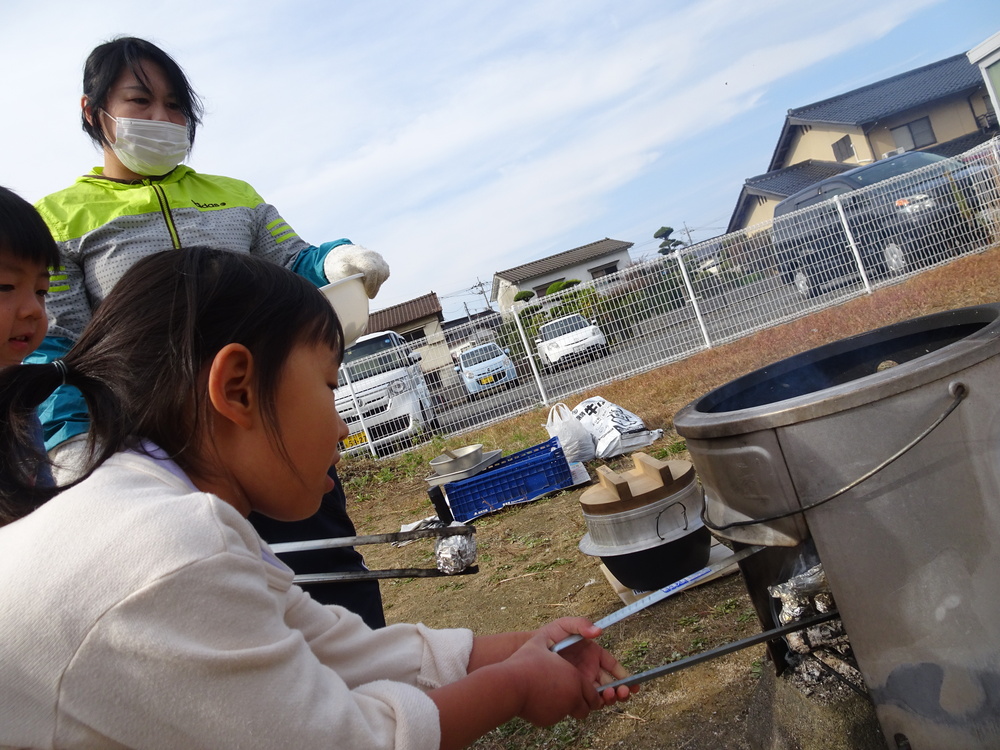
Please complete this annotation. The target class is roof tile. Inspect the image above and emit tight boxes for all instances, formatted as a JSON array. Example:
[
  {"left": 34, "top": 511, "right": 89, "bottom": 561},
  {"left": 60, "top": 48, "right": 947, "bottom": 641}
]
[
  {"left": 787, "top": 54, "right": 982, "bottom": 128},
  {"left": 494, "top": 238, "right": 634, "bottom": 284},
  {"left": 744, "top": 160, "right": 854, "bottom": 198},
  {"left": 368, "top": 292, "right": 442, "bottom": 332}
]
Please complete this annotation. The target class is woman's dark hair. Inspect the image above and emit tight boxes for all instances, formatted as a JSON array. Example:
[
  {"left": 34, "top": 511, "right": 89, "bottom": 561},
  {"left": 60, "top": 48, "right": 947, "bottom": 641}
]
[
  {"left": 0, "top": 247, "right": 344, "bottom": 524},
  {"left": 82, "top": 36, "right": 204, "bottom": 148},
  {"left": 0, "top": 186, "right": 60, "bottom": 268}
]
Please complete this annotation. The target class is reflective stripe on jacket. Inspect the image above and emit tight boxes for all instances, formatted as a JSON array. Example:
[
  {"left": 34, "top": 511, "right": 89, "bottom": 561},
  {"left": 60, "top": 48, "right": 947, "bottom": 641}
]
[{"left": 29, "top": 165, "right": 349, "bottom": 449}]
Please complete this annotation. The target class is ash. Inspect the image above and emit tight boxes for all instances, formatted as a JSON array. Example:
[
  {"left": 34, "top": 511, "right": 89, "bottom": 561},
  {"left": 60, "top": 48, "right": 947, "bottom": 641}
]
[{"left": 770, "top": 565, "right": 868, "bottom": 703}]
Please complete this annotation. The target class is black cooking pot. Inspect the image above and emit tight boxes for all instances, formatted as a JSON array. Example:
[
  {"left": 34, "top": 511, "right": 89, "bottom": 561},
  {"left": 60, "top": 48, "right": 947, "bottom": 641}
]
[{"left": 594, "top": 523, "right": 711, "bottom": 592}]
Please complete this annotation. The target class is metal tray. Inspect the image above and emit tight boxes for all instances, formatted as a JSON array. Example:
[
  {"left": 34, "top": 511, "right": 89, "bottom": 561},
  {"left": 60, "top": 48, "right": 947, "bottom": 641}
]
[{"left": 425, "top": 449, "right": 503, "bottom": 487}]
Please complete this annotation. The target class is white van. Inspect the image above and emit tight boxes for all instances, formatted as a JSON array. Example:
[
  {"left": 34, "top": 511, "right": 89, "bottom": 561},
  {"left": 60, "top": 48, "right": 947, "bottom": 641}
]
[{"left": 335, "top": 330, "right": 439, "bottom": 456}]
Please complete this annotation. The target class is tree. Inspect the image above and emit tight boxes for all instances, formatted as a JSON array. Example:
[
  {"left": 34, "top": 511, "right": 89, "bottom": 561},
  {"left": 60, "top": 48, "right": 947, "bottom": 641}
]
[
  {"left": 654, "top": 226, "right": 685, "bottom": 254},
  {"left": 544, "top": 279, "right": 580, "bottom": 295}
]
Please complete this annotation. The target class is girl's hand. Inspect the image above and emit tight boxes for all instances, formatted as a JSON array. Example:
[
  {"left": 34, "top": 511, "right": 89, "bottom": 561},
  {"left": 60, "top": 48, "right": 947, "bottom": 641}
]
[
  {"left": 503, "top": 618, "right": 636, "bottom": 727},
  {"left": 535, "top": 617, "right": 638, "bottom": 705},
  {"left": 432, "top": 619, "right": 636, "bottom": 749}
]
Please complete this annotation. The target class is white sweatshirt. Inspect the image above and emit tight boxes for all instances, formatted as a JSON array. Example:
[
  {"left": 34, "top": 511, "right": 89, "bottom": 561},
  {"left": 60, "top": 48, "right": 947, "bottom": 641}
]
[{"left": 0, "top": 452, "right": 473, "bottom": 750}]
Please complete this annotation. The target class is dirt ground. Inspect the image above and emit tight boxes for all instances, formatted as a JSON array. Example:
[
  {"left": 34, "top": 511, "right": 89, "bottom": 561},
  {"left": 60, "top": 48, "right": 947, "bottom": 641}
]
[
  {"left": 342, "top": 246, "right": 1000, "bottom": 749},
  {"left": 357, "top": 450, "right": 765, "bottom": 750}
]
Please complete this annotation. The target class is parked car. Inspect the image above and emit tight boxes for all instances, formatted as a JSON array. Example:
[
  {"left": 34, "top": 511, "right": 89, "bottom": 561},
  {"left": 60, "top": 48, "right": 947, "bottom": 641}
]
[
  {"left": 772, "top": 151, "right": 988, "bottom": 299},
  {"left": 335, "top": 330, "right": 439, "bottom": 455},
  {"left": 534, "top": 313, "right": 609, "bottom": 371},
  {"left": 455, "top": 342, "right": 518, "bottom": 399}
]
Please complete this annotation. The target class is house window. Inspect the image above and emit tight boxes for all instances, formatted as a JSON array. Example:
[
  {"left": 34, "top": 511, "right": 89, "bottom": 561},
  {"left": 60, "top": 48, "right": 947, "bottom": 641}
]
[
  {"left": 589, "top": 262, "right": 619, "bottom": 279},
  {"left": 978, "top": 94, "right": 997, "bottom": 131},
  {"left": 891, "top": 117, "right": 936, "bottom": 150},
  {"left": 533, "top": 278, "right": 563, "bottom": 298},
  {"left": 832, "top": 134, "right": 853, "bottom": 162},
  {"left": 400, "top": 328, "right": 425, "bottom": 345}
]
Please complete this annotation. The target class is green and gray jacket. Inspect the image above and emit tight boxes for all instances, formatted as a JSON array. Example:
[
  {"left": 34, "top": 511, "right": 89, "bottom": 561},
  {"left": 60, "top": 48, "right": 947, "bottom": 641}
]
[{"left": 29, "top": 165, "right": 350, "bottom": 449}]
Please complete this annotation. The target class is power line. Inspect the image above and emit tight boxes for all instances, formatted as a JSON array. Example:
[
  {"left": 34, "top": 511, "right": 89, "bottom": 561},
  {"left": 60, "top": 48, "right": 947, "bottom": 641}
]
[{"left": 439, "top": 287, "right": 482, "bottom": 299}]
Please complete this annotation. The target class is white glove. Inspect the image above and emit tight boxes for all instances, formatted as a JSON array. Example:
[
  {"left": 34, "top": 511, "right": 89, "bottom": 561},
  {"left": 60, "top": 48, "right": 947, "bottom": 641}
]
[
  {"left": 48, "top": 432, "right": 91, "bottom": 485},
  {"left": 323, "top": 244, "right": 390, "bottom": 299}
]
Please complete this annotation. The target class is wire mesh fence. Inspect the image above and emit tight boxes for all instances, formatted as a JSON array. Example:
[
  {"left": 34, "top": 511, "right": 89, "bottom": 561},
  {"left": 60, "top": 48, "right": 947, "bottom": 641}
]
[{"left": 339, "top": 137, "right": 1000, "bottom": 458}]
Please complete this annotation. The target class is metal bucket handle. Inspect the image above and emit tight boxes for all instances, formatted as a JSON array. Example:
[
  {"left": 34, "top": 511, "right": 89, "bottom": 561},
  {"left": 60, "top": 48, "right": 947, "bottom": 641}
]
[
  {"left": 656, "top": 500, "right": 689, "bottom": 540},
  {"left": 701, "top": 380, "right": 968, "bottom": 533}
]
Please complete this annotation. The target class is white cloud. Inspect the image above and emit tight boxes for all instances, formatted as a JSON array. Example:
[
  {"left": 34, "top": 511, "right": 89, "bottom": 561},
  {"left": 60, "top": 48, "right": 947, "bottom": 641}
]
[{"left": 3, "top": 0, "right": 993, "bottom": 319}]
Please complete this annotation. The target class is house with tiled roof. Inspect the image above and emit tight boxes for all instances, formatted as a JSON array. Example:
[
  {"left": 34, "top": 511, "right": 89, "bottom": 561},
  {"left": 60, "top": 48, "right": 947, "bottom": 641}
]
[
  {"left": 368, "top": 292, "right": 442, "bottom": 338},
  {"left": 491, "top": 237, "right": 633, "bottom": 312},
  {"left": 366, "top": 292, "right": 455, "bottom": 392},
  {"left": 728, "top": 53, "right": 998, "bottom": 232}
]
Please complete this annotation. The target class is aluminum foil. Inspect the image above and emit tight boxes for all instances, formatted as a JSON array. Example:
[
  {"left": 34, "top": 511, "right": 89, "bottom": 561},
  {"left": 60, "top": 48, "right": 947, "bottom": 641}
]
[
  {"left": 435, "top": 526, "right": 477, "bottom": 574},
  {"left": 768, "top": 563, "right": 828, "bottom": 625}
]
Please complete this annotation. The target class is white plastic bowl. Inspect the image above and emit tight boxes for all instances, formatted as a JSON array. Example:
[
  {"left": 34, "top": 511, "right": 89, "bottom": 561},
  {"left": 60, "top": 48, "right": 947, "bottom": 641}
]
[{"left": 319, "top": 273, "right": 369, "bottom": 346}]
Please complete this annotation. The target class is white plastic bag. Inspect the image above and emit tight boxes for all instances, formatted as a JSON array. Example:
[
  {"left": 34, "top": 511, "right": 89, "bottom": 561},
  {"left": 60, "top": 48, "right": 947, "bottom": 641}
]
[
  {"left": 572, "top": 397, "right": 664, "bottom": 458},
  {"left": 545, "top": 402, "right": 596, "bottom": 463}
]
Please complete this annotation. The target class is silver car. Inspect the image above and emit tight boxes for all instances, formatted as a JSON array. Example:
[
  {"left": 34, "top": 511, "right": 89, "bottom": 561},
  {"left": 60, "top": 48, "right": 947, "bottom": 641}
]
[{"left": 455, "top": 342, "right": 518, "bottom": 400}]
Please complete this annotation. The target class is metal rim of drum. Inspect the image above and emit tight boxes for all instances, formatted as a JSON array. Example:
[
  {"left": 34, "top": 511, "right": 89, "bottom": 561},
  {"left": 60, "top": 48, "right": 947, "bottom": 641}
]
[{"left": 674, "top": 304, "right": 1000, "bottom": 438}]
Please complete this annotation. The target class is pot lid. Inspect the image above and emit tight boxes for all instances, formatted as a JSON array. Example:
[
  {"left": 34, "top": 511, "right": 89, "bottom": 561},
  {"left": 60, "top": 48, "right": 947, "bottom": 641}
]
[{"left": 580, "top": 453, "right": 695, "bottom": 515}]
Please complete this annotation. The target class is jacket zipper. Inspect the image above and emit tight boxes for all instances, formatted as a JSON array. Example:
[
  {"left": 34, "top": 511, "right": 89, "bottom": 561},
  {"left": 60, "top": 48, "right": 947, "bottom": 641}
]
[{"left": 147, "top": 180, "right": 182, "bottom": 249}]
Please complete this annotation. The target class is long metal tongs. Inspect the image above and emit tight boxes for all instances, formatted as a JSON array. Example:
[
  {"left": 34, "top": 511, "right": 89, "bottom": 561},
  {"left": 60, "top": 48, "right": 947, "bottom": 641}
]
[
  {"left": 270, "top": 525, "right": 478, "bottom": 583},
  {"left": 551, "top": 545, "right": 764, "bottom": 653},
  {"left": 600, "top": 609, "right": 840, "bottom": 691}
]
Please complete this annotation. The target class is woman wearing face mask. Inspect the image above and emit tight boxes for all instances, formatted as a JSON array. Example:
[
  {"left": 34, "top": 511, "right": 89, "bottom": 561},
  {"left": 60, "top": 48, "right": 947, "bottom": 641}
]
[{"left": 28, "top": 36, "right": 390, "bottom": 628}]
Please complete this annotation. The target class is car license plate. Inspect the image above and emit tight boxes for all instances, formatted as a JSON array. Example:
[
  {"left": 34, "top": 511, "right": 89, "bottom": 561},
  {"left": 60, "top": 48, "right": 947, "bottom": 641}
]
[
  {"left": 343, "top": 432, "right": 368, "bottom": 449},
  {"left": 479, "top": 375, "right": 494, "bottom": 385}
]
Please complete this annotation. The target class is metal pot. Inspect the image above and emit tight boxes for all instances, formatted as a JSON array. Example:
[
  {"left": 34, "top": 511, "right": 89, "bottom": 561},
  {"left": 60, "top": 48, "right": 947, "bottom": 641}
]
[{"left": 578, "top": 454, "right": 711, "bottom": 591}]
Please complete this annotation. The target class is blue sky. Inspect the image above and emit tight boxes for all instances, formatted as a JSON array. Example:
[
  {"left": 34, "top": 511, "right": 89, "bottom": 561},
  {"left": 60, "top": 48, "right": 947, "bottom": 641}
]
[{"left": 3, "top": 0, "right": 999, "bottom": 320}]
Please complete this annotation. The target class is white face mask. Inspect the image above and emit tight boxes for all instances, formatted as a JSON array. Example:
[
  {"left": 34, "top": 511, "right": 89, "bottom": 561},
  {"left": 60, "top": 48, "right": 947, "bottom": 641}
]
[{"left": 103, "top": 111, "right": 190, "bottom": 176}]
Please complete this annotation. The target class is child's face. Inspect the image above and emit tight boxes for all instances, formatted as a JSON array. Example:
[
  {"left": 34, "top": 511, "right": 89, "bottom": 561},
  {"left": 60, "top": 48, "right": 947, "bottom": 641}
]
[
  {"left": 0, "top": 251, "right": 49, "bottom": 368},
  {"left": 245, "top": 341, "right": 350, "bottom": 521}
]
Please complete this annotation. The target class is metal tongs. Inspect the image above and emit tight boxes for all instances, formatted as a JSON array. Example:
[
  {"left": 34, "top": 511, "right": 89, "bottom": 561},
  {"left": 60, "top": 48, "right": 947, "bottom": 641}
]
[
  {"left": 549, "top": 545, "right": 842, "bottom": 692},
  {"left": 270, "top": 525, "right": 478, "bottom": 582},
  {"left": 551, "top": 545, "right": 764, "bottom": 653}
]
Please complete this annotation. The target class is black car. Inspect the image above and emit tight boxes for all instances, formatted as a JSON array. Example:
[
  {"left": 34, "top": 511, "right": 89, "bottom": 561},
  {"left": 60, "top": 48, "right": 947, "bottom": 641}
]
[{"left": 771, "top": 151, "right": 987, "bottom": 298}]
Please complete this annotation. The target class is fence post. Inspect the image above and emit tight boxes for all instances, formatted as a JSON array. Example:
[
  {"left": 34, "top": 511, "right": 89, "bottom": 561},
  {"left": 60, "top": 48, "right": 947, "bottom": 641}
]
[
  {"left": 511, "top": 304, "right": 549, "bottom": 405},
  {"left": 833, "top": 194, "right": 874, "bottom": 294},
  {"left": 991, "top": 139, "right": 1000, "bottom": 207},
  {"left": 674, "top": 251, "right": 712, "bottom": 348}
]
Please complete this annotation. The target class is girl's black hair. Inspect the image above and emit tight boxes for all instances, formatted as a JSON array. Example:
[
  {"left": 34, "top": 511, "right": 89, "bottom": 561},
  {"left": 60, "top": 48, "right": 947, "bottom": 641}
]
[
  {"left": 82, "top": 36, "right": 204, "bottom": 148},
  {"left": 0, "top": 186, "right": 60, "bottom": 268},
  {"left": 0, "top": 247, "right": 344, "bottom": 524}
]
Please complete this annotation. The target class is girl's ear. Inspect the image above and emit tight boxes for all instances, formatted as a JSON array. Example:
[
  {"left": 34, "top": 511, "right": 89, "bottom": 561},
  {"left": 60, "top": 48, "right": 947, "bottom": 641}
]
[{"left": 207, "top": 343, "right": 256, "bottom": 430}]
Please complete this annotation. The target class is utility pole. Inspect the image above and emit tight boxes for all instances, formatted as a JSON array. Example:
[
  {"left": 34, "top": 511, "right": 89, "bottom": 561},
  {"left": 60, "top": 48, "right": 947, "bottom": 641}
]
[
  {"left": 682, "top": 222, "right": 694, "bottom": 245},
  {"left": 464, "top": 302, "right": 479, "bottom": 343},
  {"left": 473, "top": 278, "right": 493, "bottom": 311}
]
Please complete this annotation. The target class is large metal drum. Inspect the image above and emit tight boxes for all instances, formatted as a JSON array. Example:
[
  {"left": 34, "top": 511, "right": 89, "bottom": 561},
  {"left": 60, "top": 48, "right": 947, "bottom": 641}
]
[{"left": 673, "top": 304, "right": 1000, "bottom": 749}]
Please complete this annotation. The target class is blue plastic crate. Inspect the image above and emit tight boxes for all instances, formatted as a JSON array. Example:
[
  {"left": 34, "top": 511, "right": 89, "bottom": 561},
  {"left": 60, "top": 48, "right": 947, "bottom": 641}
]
[{"left": 443, "top": 437, "right": 573, "bottom": 522}]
